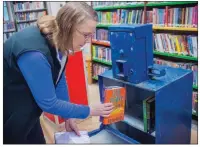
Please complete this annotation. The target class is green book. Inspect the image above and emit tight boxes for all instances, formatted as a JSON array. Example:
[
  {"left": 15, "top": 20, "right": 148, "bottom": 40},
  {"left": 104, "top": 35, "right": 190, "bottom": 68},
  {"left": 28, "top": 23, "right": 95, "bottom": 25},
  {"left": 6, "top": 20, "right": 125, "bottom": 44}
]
[
  {"left": 143, "top": 96, "right": 154, "bottom": 132},
  {"left": 147, "top": 97, "right": 155, "bottom": 133}
]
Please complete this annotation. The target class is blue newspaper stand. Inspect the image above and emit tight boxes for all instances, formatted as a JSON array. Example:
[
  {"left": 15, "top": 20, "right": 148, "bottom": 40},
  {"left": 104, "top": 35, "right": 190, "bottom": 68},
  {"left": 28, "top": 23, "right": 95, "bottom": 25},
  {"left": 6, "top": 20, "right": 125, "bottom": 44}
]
[{"left": 88, "top": 24, "right": 193, "bottom": 144}]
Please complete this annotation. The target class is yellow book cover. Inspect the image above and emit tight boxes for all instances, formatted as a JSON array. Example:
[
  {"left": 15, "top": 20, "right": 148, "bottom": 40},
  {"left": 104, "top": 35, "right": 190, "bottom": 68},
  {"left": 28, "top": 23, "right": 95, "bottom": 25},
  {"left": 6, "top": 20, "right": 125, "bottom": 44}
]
[
  {"left": 92, "top": 46, "right": 96, "bottom": 58},
  {"left": 103, "top": 86, "right": 126, "bottom": 125},
  {"left": 175, "top": 36, "right": 181, "bottom": 54}
]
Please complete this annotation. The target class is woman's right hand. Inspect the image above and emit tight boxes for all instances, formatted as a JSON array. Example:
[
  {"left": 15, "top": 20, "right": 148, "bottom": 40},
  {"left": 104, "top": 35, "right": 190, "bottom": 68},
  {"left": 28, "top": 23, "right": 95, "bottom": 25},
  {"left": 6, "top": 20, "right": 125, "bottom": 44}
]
[{"left": 89, "top": 103, "right": 114, "bottom": 117}]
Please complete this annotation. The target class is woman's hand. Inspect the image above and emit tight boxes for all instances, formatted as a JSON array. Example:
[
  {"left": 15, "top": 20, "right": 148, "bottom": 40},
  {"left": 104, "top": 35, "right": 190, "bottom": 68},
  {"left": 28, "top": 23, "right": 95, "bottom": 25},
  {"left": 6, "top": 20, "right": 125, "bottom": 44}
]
[
  {"left": 65, "top": 119, "right": 80, "bottom": 136},
  {"left": 89, "top": 103, "right": 114, "bottom": 117}
]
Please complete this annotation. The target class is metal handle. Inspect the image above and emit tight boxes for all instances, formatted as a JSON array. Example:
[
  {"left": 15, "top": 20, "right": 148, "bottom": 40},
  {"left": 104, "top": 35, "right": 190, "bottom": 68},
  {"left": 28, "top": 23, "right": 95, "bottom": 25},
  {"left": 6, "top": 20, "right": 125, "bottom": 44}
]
[{"left": 148, "top": 66, "right": 166, "bottom": 77}]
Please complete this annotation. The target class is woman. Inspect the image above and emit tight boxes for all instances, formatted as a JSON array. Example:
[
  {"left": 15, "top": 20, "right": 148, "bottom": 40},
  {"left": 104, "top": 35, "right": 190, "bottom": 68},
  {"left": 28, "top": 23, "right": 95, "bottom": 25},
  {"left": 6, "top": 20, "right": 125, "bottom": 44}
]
[{"left": 3, "top": 2, "right": 113, "bottom": 144}]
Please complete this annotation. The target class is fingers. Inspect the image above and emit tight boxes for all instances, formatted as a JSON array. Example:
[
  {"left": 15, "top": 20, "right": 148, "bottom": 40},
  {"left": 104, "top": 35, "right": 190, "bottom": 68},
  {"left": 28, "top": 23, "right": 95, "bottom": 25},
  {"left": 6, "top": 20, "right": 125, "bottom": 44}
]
[
  {"left": 103, "top": 109, "right": 113, "bottom": 116},
  {"left": 70, "top": 120, "right": 81, "bottom": 136},
  {"left": 104, "top": 105, "right": 114, "bottom": 111},
  {"left": 65, "top": 121, "right": 73, "bottom": 132},
  {"left": 72, "top": 124, "right": 81, "bottom": 136},
  {"left": 104, "top": 103, "right": 113, "bottom": 107}
]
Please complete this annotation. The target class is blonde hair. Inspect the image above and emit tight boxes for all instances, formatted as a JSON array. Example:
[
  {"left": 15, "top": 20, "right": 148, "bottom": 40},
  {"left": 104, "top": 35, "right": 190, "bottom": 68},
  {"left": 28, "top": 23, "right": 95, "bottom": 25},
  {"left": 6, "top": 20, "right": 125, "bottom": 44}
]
[{"left": 37, "top": 2, "right": 97, "bottom": 54}]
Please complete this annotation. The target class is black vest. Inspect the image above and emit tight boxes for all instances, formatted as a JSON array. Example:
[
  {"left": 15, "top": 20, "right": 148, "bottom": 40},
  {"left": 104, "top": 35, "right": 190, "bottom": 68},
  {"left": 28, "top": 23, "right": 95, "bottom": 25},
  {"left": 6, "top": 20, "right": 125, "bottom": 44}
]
[{"left": 3, "top": 26, "right": 67, "bottom": 142}]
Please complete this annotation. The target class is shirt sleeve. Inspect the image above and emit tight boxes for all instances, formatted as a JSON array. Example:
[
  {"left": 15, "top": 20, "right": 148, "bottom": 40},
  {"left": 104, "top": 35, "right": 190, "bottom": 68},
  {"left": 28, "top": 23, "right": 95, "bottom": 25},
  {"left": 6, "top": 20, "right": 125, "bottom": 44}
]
[
  {"left": 17, "top": 51, "right": 90, "bottom": 119},
  {"left": 55, "top": 71, "right": 70, "bottom": 102}
]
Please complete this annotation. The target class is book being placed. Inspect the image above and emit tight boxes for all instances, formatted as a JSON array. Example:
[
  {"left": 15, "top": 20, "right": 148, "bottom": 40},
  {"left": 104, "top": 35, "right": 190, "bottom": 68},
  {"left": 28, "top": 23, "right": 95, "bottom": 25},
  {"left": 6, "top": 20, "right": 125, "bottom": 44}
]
[
  {"left": 103, "top": 86, "right": 126, "bottom": 125},
  {"left": 54, "top": 131, "right": 90, "bottom": 144}
]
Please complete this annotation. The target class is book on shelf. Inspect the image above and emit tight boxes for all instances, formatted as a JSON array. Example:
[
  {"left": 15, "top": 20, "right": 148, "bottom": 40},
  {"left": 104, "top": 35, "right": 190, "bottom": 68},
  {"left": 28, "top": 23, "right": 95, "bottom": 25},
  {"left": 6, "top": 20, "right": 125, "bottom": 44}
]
[
  {"left": 146, "top": 6, "right": 198, "bottom": 28},
  {"left": 93, "top": 29, "right": 109, "bottom": 42},
  {"left": 16, "top": 11, "right": 46, "bottom": 21},
  {"left": 154, "top": 33, "right": 197, "bottom": 58},
  {"left": 93, "top": 1, "right": 144, "bottom": 7},
  {"left": 17, "top": 21, "right": 37, "bottom": 31},
  {"left": 93, "top": 63, "right": 111, "bottom": 78},
  {"left": 192, "top": 91, "right": 198, "bottom": 115},
  {"left": 97, "top": 9, "right": 144, "bottom": 24},
  {"left": 14, "top": 1, "right": 45, "bottom": 11},
  {"left": 103, "top": 86, "right": 126, "bottom": 125},
  {"left": 4, "top": 21, "right": 15, "bottom": 32},
  {"left": 154, "top": 58, "right": 198, "bottom": 87},
  {"left": 143, "top": 96, "right": 155, "bottom": 133},
  {"left": 92, "top": 45, "right": 111, "bottom": 62}
]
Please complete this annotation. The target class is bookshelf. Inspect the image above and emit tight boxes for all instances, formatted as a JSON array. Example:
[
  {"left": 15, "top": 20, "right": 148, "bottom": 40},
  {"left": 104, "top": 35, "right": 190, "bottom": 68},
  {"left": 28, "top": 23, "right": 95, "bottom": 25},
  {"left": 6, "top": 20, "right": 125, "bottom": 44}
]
[
  {"left": 92, "top": 39, "right": 198, "bottom": 62},
  {"left": 11, "top": 1, "right": 48, "bottom": 32},
  {"left": 91, "top": 1, "right": 198, "bottom": 119},
  {"left": 3, "top": 1, "right": 48, "bottom": 41}
]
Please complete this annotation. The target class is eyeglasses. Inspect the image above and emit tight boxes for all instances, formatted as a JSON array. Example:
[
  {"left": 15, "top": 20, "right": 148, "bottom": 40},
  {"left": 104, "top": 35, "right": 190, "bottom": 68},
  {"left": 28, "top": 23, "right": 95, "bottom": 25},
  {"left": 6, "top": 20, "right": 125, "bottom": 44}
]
[{"left": 76, "top": 28, "right": 93, "bottom": 40}]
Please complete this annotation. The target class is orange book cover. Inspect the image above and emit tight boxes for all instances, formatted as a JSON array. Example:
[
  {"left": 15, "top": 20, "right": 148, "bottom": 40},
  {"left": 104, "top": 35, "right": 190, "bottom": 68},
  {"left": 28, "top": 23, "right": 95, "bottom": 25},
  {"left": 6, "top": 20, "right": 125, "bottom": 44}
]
[{"left": 103, "top": 86, "right": 126, "bottom": 125}]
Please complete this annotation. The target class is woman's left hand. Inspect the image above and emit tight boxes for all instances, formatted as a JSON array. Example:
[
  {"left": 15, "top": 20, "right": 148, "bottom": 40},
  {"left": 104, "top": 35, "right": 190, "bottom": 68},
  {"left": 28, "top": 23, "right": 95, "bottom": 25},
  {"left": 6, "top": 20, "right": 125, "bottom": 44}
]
[{"left": 65, "top": 119, "right": 80, "bottom": 136}]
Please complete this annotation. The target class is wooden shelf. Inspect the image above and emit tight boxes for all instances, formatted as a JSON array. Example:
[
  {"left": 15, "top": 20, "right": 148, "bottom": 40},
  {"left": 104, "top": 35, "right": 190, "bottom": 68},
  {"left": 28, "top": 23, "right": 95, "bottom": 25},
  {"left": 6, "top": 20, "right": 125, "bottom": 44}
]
[{"left": 92, "top": 40, "right": 110, "bottom": 47}]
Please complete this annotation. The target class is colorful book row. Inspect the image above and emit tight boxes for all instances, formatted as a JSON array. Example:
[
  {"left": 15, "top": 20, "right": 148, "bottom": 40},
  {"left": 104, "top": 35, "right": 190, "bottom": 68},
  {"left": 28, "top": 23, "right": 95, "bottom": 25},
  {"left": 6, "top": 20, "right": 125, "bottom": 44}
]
[
  {"left": 92, "top": 1, "right": 144, "bottom": 7},
  {"left": 97, "top": 9, "right": 144, "bottom": 24},
  {"left": 92, "top": 45, "right": 111, "bottom": 63},
  {"left": 147, "top": 6, "right": 198, "bottom": 28},
  {"left": 16, "top": 11, "right": 46, "bottom": 21},
  {"left": 154, "top": 33, "right": 197, "bottom": 58},
  {"left": 93, "top": 63, "right": 111, "bottom": 78},
  {"left": 14, "top": 2, "right": 45, "bottom": 12}
]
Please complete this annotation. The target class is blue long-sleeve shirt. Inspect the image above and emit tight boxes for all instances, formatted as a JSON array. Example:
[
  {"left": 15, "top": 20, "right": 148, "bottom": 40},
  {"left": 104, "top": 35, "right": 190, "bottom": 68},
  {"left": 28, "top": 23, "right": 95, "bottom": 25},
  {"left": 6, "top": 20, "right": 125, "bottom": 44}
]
[{"left": 17, "top": 51, "right": 90, "bottom": 119}]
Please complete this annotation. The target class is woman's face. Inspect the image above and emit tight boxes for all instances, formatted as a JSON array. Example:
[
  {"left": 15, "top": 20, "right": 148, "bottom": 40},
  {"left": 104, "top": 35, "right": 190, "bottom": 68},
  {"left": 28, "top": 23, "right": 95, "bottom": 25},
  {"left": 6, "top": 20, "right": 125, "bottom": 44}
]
[{"left": 72, "top": 19, "right": 97, "bottom": 52}]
